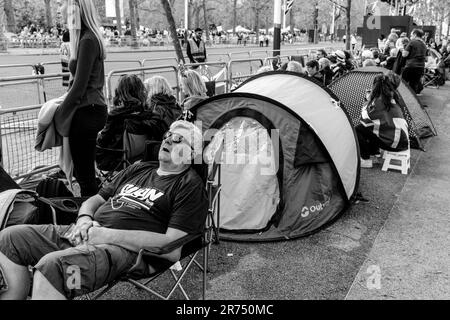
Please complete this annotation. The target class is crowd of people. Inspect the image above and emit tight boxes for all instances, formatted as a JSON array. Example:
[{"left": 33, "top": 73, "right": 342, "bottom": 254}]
[
  {"left": 370, "top": 28, "right": 450, "bottom": 93},
  {"left": 255, "top": 27, "right": 447, "bottom": 169}
]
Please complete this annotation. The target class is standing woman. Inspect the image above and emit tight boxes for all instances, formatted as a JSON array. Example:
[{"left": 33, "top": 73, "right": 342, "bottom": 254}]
[{"left": 55, "top": 0, "right": 107, "bottom": 196}]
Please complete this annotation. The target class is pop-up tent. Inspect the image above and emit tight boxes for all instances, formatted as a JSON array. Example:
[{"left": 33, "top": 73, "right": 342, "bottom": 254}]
[
  {"left": 191, "top": 71, "right": 360, "bottom": 241},
  {"left": 328, "top": 66, "right": 437, "bottom": 150}
]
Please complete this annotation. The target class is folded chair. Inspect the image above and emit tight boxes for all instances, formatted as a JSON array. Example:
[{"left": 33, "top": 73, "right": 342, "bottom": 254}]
[{"left": 41, "top": 142, "right": 221, "bottom": 300}]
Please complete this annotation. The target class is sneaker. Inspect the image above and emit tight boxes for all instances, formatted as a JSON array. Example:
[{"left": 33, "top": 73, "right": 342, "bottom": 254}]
[{"left": 360, "top": 158, "right": 373, "bottom": 168}]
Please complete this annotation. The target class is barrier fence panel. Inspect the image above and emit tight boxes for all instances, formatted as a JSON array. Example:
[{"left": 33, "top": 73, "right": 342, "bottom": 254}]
[
  {"left": 104, "top": 60, "right": 144, "bottom": 76},
  {"left": 0, "top": 64, "right": 35, "bottom": 77},
  {"left": 0, "top": 105, "right": 59, "bottom": 180},
  {"left": 184, "top": 62, "right": 229, "bottom": 96},
  {"left": 229, "top": 51, "right": 252, "bottom": 60},
  {"left": 207, "top": 53, "right": 231, "bottom": 63},
  {"left": 106, "top": 66, "right": 179, "bottom": 106},
  {"left": 0, "top": 73, "right": 68, "bottom": 109},
  {"left": 142, "top": 57, "right": 179, "bottom": 68},
  {"left": 41, "top": 61, "right": 64, "bottom": 75},
  {"left": 249, "top": 50, "right": 270, "bottom": 60},
  {"left": 227, "top": 58, "right": 264, "bottom": 91},
  {"left": 264, "top": 55, "right": 292, "bottom": 68}
]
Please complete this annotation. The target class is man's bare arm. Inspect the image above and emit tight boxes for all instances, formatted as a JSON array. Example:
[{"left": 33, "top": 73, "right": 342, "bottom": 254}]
[{"left": 87, "top": 227, "right": 188, "bottom": 262}]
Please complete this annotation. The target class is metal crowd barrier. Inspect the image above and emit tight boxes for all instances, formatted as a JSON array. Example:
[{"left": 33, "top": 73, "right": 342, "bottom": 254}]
[
  {"left": 106, "top": 65, "right": 179, "bottom": 106},
  {"left": 0, "top": 73, "right": 69, "bottom": 109},
  {"left": 142, "top": 57, "right": 179, "bottom": 68},
  {"left": 263, "top": 55, "right": 292, "bottom": 67},
  {"left": 0, "top": 104, "right": 59, "bottom": 181},
  {"left": 184, "top": 62, "right": 229, "bottom": 96},
  {"left": 207, "top": 53, "right": 232, "bottom": 62},
  {"left": 227, "top": 58, "right": 264, "bottom": 91},
  {"left": 0, "top": 63, "right": 36, "bottom": 77}
]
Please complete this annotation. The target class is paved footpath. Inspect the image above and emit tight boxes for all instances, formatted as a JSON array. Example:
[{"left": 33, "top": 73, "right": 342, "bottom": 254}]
[{"left": 346, "top": 84, "right": 450, "bottom": 300}]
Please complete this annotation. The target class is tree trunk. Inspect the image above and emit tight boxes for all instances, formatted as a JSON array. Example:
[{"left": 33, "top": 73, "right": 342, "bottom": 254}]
[
  {"left": 233, "top": 0, "right": 237, "bottom": 35},
  {"left": 202, "top": 0, "right": 209, "bottom": 39},
  {"left": 195, "top": 6, "right": 200, "bottom": 28},
  {"left": 255, "top": 7, "right": 260, "bottom": 46},
  {"left": 290, "top": 7, "right": 294, "bottom": 34},
  {"left": 44, "top": 0, "right": 52, "bottom": 29},
  {"left": 128, "top": 0, "right": 138, "bottom": 47},
  {"left": 160, "top": 0, "right": 185, "bottom": 64},
  {"left": 134, "top": 0, "right": 140, "bottom": 29},
  {"left": 4, "top": 0, "right": 16, "bottom": 33},
  {"left": 346, "top": 0, "right": 351, "bottom": 51},
  {"left": 115, "top": 0, "right": 123, "bottom": 35},
  {"left": 0, "top": 16, "right": 5, "bottom": 52}
]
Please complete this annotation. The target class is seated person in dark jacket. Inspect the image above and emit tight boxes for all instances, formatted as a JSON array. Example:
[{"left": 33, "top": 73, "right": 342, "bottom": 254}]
[
  {"left": 0, "top": 120, "right": 208, "bottom": 300},
  {"left": 131, "top": 75, "right": 182, "bottom": 141},
  {"left": 306, "top": 60, "right": 325, "bottom": 85},
  {"left": 96, "top": 74, "right": 148, "bottom": 171},
  {"left": 318, "top": 58, "right": 333, "bottom": 86},
  {"left": 356, "top": 72, "right": 409, "bottom": 169},
  {"left": 381, "top": 48, "right": 398, "bottom": 70}
]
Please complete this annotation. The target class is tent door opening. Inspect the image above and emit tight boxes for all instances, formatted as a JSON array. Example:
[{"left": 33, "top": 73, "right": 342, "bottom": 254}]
[{"left": 205, "top": 116, "right": 281, "bottom": 233}]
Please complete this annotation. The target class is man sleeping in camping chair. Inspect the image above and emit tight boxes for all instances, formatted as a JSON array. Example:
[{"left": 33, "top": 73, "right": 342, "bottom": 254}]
[{"left": 0, "top": 120, "right": 208, "bottom": 300}]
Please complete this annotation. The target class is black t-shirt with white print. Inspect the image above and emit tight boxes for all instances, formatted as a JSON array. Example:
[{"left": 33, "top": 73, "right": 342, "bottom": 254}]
[{"left": 96, "top": 162, "right": 208, "bottom": 235}]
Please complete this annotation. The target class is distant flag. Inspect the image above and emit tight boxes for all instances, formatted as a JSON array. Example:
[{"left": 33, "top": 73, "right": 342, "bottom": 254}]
[
  {"left": 366, "top": 0, "right": 379, "bottom": 16},
  {"left": 285, "top": 0, "right": 294, "bottom": 16},
  {"left": 407, "top": 3, "right": 417, "bottom": 16}
]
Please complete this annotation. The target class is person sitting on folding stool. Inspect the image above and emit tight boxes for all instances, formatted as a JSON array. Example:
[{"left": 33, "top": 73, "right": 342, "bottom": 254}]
[
  {"left": 0, "top": 120, "right": 207, "bottom": 300},
  {"left": 355, "top": 72, "right": 409, "bottom": 168}
]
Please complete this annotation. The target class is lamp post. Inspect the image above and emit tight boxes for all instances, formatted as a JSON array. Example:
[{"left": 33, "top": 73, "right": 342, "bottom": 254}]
[
  {"left": 314, "top": 1, "right": 319, "bottom": 44},
  {"left": 273, "top": 0, "right": 282, "bottom": 56}
]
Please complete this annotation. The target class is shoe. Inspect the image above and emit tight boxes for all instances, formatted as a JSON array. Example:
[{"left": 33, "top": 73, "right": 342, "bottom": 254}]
[{"left": 360, "top": 158, "right": 373, "bottom": 168}]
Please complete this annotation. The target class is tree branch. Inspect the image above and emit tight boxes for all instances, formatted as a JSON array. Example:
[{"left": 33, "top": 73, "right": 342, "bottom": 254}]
[{"left": 324, "top": 0, "right": 348, "bottom": 12}]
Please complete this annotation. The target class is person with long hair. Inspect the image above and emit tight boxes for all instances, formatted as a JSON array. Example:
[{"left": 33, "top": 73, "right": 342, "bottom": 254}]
[
  {"left": 179, "top": 69, "right": 208, "bottom": 121},
  {"left": 140, "top": 76, "right": 182, "bottom": 139},
  {"left": 123, "top": 76, "right": 182, "bottom": 143},
  {"left": 96, "top": 75, "right": 148, "bottom": 171},
  {"left": 54, "top": 0, "right": 108, "bottom": 196},
  {"left": 356, "top": 72, "right": 409, "bottom": 168}
]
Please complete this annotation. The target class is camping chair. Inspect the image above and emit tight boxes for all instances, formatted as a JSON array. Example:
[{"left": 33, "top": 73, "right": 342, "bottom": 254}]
[
  {"left": 96, "top": 128, "right": 149, "bottom": 188},
  {"left": 40, "top": 142, "right": 222, "bottom": 300},
  {"left": 422, "top": 60, "right": 446, "bottom": 89}
]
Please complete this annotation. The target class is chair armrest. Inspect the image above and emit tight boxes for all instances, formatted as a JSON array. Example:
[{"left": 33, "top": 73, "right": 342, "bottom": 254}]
[
  {"left": 126, "top": 233, "right": 203, "bottom": 277},
  {"left": 140, "top": 233, "right": 202, "bottom": 256},
  {"left": 96, "top": 146, "right": 126, "bottom": 153},
  {"left": 37, "top": 197, "right": 88, "bottom": 215}
]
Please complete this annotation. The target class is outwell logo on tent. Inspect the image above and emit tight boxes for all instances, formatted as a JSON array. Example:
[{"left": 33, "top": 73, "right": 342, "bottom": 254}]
[{"left": 300, "top": 197, "right": 331, "bottom": 218}]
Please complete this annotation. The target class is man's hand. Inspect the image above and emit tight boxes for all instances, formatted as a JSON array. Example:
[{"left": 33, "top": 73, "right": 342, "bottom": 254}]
[{"left": 67, "top": 217, "right": 94, "bottom": 246}]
